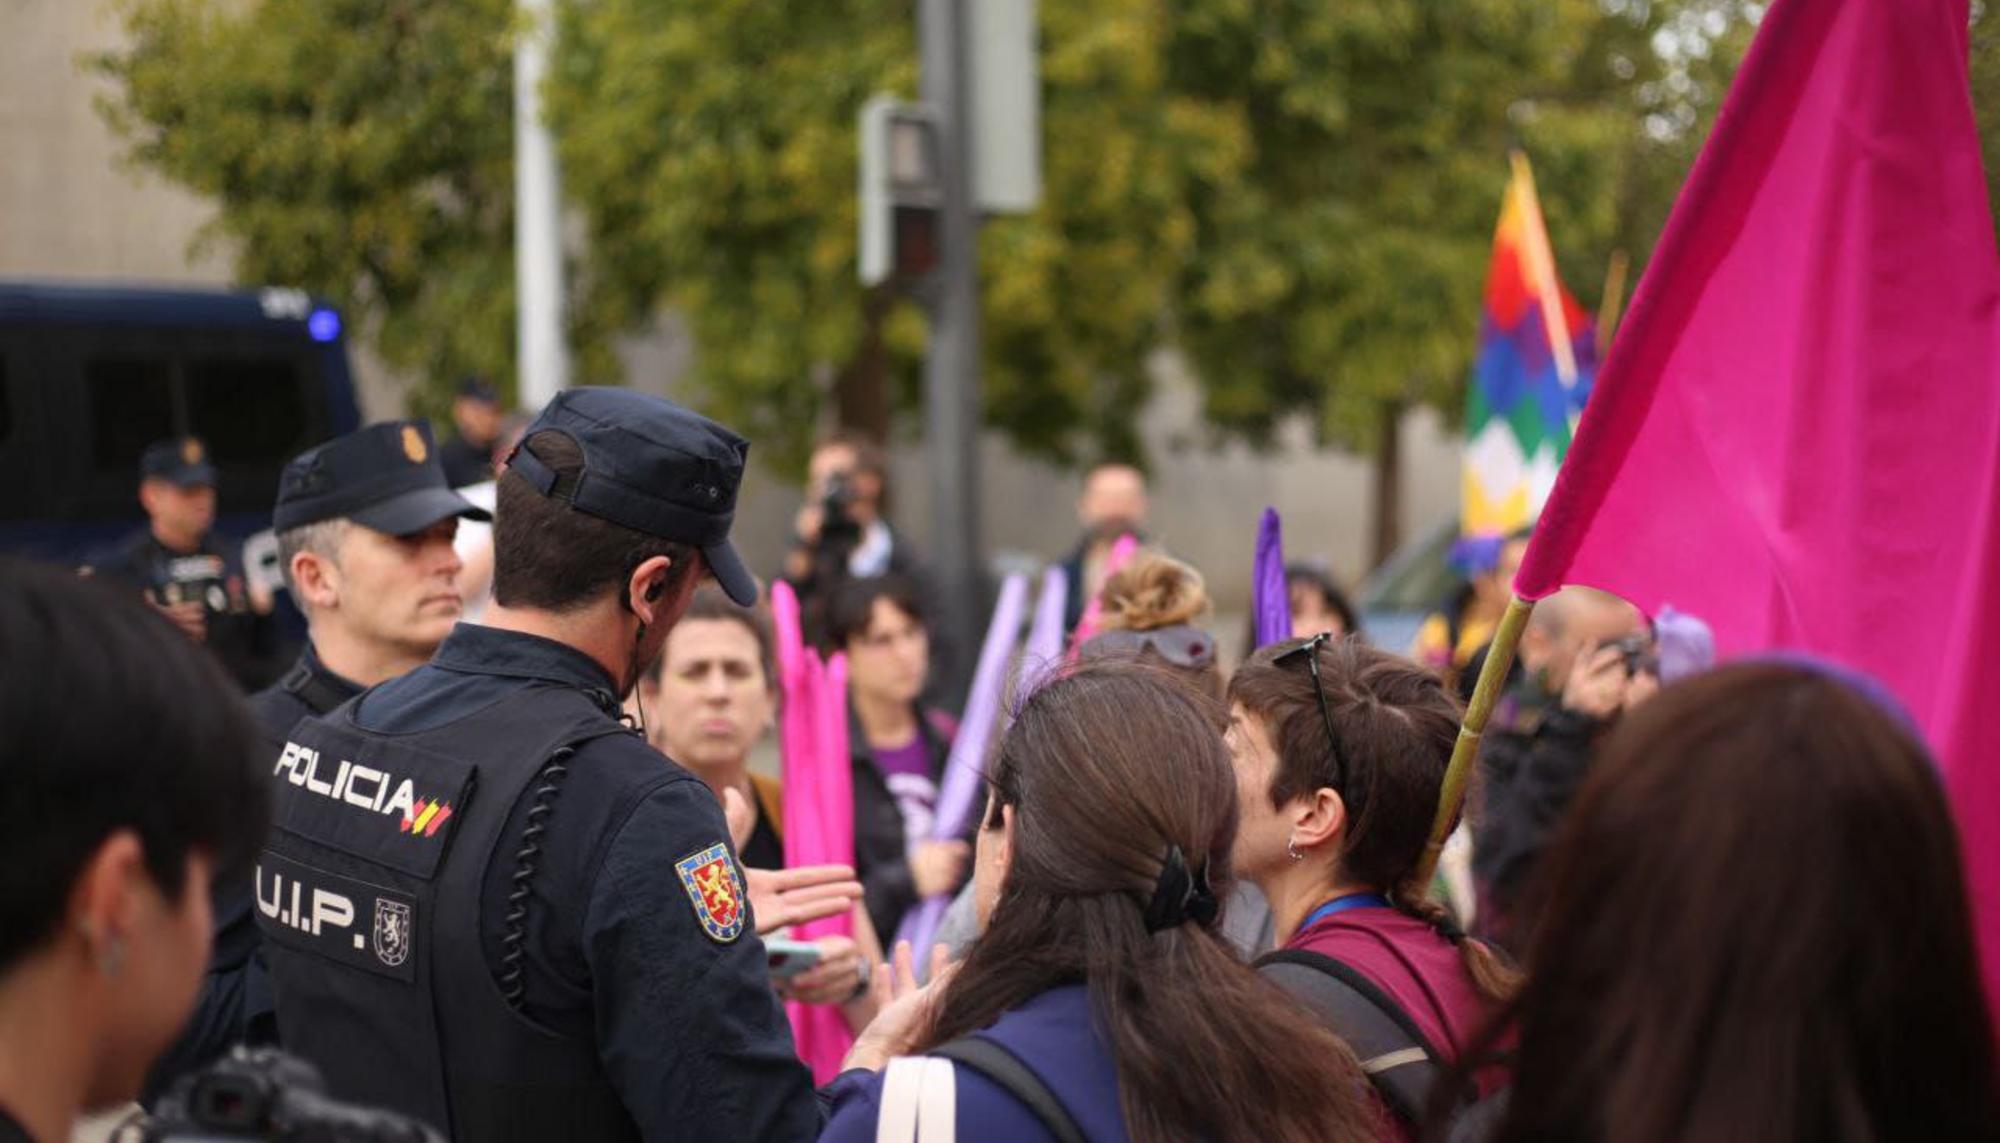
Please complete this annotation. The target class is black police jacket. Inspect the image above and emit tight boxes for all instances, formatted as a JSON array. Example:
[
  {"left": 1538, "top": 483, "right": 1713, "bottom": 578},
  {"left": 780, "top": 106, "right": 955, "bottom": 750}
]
[
  {"left": 86, "top": 528, "right": 286, "bottom": 690},
  {"left": 144, "top": 644, "right": 362, "bottom": 1104},
  {"left": 257, "top": 624, "right": 816, "bottom": 1141}
]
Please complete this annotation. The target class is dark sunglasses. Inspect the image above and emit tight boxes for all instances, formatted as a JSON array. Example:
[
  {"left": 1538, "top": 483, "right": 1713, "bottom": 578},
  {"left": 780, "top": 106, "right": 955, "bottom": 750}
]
[
  {"left": 1079, "top": 625, "right": 1216, "bottom": 669},
  {"left": 1274, "top": 632, "right": 1344, "bottom": 789}
]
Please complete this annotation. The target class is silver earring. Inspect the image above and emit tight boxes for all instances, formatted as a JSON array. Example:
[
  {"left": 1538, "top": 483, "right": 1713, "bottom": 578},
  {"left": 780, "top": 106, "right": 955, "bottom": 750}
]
[
  {"left": 99, "top": 935, "right": 126, "bottom": 977},
  {"left": 1286, "top": 840, "right": 1305, "bottom": 861}
]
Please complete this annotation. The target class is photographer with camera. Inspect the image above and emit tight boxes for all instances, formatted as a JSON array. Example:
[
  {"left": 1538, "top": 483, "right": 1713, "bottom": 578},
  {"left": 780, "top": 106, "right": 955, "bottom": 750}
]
[
  {"left": 0, "top": 560, "right": 265, "bottom": 1143},
  {"left": 780, "top": 433, "right": 922, "bottom": 626},
  {"left": 1472, "top": 587, "right": 1657, "bottom": 956},
  {"left": 83, "top": 438, "right": 283, "bottom": 691}
]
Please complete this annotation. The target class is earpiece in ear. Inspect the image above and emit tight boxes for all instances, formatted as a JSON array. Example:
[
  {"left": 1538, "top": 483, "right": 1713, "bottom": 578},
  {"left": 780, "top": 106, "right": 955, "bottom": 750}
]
[{"left": 644, "top": 577, "right": 665, "bottom": 603}]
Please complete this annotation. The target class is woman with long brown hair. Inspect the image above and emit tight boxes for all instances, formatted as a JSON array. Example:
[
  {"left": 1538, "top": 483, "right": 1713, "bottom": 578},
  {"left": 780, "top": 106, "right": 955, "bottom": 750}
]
[
  {"left": 1448, "top": 662, "right": 2000, "bottom": 1142},
  {"left": 1229, "top": 635, "right": 1517, "bottom": 1140},
  {"left": 821, "top": 661, "right": 1377, "bottom": 1142}
]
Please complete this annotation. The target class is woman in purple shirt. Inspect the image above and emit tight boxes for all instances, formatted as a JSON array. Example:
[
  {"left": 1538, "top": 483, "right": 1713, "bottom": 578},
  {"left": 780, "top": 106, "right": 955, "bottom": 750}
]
[
  {"left": 821, "top": 661, "right": 1378, "bottom": 1142},
  {"left": 825, "top": 576, "right": 967, "bottom": 943}
]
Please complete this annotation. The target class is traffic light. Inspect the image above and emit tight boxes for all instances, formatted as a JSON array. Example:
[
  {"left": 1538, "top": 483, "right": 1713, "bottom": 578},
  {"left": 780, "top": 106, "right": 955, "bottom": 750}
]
[{"left": 858, "top": 97, "right": 943, "bottom": 287}]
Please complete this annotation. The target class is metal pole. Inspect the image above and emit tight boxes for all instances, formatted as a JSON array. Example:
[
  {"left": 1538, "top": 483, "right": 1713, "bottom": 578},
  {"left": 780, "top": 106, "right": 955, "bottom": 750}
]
[
  {"left": 1413, "top": 595, "right": 1537, "bottom": 890},
  {"left": 515, "top": 0, "right": 570, "bottom": 412},
  {"left": 920, "top": 0, "right": 984, "bottom": 702}
]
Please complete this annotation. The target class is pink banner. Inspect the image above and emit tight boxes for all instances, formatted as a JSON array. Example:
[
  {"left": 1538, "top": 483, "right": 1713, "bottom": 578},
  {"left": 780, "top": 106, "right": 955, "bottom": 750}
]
[{"left": 1514, "top": 0, "right": 2000, "bottom": 1004}]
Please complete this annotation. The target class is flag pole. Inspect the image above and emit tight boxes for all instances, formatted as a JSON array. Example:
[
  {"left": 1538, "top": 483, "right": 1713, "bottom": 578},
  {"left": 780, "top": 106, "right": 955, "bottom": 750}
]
[
  {"left": 1597, "top": 249, "right": 1631, "bottom": 360},
  {"left": 1414, "top": 594, "right": 1536, "bottom": 889}
]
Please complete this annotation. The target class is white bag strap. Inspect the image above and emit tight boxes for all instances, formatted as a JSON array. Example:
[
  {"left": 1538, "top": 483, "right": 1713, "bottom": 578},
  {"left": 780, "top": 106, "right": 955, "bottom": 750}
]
[{"left": 876, "top": 1056, "right": 959, "bottom": 1143}]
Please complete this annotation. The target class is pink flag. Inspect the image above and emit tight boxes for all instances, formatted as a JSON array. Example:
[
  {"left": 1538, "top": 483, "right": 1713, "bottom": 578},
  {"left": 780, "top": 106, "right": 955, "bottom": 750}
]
[
  {"left": 1514, "top": 0, "right": 2000, "bottom": 1001},
  {"left": 768, "top": 583, "right": 856, "bottom": 1078}
]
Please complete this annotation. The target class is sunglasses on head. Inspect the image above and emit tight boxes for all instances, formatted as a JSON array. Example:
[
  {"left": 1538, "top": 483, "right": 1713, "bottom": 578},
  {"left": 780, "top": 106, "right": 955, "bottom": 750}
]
[
  {"left": 1079, "top": 625, "right": 1217, "bottom": 669},
  {"left": 1274, "top": 632, "right": 1345, "bottom": 789}
]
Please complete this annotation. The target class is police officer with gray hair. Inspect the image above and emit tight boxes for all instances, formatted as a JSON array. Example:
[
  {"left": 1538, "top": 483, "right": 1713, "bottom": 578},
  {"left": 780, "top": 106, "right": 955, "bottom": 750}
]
[{"left": 256, "top": 389, "right": 829, "bottom": 1141}]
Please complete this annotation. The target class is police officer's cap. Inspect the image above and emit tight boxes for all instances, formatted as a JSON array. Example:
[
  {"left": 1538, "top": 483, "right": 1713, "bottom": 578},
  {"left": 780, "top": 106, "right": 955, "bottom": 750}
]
[
  {"left": 508, "top": 387, "right": 757, "bottom": 607},
  {"left": 140, "top": 437, "right": 217, "bottom": 488},
  {"left": 273, "top": 420, "right": 491, "bottom": 535}
]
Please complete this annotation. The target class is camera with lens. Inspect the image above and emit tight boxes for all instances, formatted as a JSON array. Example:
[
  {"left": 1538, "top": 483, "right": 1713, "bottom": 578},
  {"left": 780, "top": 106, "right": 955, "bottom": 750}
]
[
  {"left": 140, "top": 1047, "right": 442, "bottom": 1142},
  {"left": 818, "top": 470, "right": 864, "bottom": 548}
]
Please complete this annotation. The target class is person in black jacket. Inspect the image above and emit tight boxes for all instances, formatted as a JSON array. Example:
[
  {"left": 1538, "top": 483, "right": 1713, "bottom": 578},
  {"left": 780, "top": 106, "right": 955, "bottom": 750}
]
[
  {"left": 823, "top": 575, "right": 967, "bottom": 944},
  {"left": 1472, "top": 587, "right": 1654, "bottom": 955},
  {"left": 1055, "top": 462, "right": 1150, "bottom": 635}
]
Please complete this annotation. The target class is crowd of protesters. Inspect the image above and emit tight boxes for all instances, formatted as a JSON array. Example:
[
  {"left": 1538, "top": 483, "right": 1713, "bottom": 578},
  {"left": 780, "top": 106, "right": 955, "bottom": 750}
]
[{"left": 1, "top": 397, "right": 1996, "bottom": 1143}]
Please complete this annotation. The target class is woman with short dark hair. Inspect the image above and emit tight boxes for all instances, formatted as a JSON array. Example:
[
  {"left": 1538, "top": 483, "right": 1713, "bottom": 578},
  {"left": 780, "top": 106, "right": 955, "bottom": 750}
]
[
  {"left": 1230, "top": 636, "right": 1516, "bottom": 1140},
  {"left": 823, "top": 575, "right": 967, "bottom": 945},
  {"left": 0, "top": 561, "right": 267, "bottom": 1142},
  {"left": 823, "top": 662, "right": 1378, "bottom": 1142},
  {"left": 1452, "top": 663, "right": 2000, "bottom": 1142}
]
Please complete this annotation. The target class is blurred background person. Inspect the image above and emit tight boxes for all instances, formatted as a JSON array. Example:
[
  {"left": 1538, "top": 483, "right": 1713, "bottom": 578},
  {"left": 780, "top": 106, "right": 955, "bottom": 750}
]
[
  {"left": 451, "top": 411, "right": 532, "bottom": 623},
  {"left": 1472, "top": 586, "right": 1653, "bottom": 954},
  {"left": 1242, "top": 562, "right": 1365, "bottom": 660},
  {"left": 824, "top": 662, "right": 1378, "bottom": 1142},
  {"left": 0, "top": 560, "right": 266, "bottom": 1143},
  {"left": 1230, "top": 636, "right": 1515, "bottom": 1138},
  {"left": 1454, "top": 663, "right": 2000, "bottom": 1142},
  {"left": 1056, "top": 462, "right": 1151, "bottom": 634},
  {"left": 1413, "top": 532, "right": 1531, "bottom": 695},
  {"left": 83, "top": 437, "right": 283, "bottom": 691},
  {"left": 1082, "top": 552, "right": 1222, "bottom": 699},
  {"left": 823, "top": 576, "right": 967, "bottom": 945},
  {"left": 782, "top": 432, "right": 923, "bottom": 631},
  {"left": 437, "top": 376, "right": 506, "bottom": 488},
  {"left": 634, "top": 586, "right": 883, "bottom": 1031}
]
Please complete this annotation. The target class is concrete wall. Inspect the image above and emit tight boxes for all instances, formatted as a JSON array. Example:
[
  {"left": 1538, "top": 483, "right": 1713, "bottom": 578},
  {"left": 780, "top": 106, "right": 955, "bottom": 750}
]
[{"left": 3, "top": 0, "right": 1464, "bottom": 613}]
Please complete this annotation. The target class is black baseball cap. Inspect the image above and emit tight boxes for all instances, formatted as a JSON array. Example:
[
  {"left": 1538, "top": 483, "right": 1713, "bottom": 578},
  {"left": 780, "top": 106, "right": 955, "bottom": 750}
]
[
  {"left": 507, "top": 387, "right": 757, "bottom": 606},
  {"left": 457, "top": 376, "right": 500, "bottom": 404},
  {"left": 140, "top": 437, "right": 217, "bottom": 488},
  {"left": 273, "top": 420, "right": 491, "bottom": 535}
]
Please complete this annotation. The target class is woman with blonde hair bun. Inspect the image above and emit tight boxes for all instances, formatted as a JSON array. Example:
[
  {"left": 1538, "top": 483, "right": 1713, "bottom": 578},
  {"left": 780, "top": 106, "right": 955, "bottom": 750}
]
[{"left": 1081, "top": 553, "right": 1224, "bottom": 699}]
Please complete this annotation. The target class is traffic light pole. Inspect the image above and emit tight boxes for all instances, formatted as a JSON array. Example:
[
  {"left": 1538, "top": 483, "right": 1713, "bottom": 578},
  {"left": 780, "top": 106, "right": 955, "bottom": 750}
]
[{"left": 920, "top": 0, "right": 985, "bottom": 703}]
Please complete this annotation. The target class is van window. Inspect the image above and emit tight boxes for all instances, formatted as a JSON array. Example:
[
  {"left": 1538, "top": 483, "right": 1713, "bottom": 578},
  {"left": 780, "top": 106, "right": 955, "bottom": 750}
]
[
  {"left": 86, "top": 355, "right": 174, "bottom": 476},
  {"left": 186, "top": 356, "right": 313, "bottom": 464}
]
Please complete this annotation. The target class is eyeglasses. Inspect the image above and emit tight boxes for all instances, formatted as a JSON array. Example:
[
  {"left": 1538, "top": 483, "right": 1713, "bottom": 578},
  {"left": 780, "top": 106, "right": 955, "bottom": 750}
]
[
  {"left": 1274, "top": 632, "right": 1343, "bottom": 789},
  {"left": 1078, "top": 625, "right": 1216, "bottom": 669}
]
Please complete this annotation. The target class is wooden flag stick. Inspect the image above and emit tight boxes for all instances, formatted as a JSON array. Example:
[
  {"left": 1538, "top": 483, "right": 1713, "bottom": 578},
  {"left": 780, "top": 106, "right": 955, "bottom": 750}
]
[
  {"left": 1598, "top": 249, "right": 1631, "bottom": 360},
  {"left": 1414, "top": 595, "right": 1537, "bottom": 890}
]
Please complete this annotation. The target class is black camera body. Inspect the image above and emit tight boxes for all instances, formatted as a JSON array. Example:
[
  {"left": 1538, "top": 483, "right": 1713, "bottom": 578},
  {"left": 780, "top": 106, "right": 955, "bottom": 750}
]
[
  {"left": 144, "top": 1048, "right": 442, "bottom": 1142},
  {"left": 1610, "top": 633, "right": 1659, "bottom": 678}
]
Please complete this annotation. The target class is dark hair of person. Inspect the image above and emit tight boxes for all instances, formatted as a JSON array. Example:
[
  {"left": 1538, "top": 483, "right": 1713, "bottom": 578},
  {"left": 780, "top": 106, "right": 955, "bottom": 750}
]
[
  {"left": 0, "top": 559, "right": 268, "bottom": 971},
  {"left": 493, "top": 430, "right": 697, "bottom": 613},
  {"left": 1450, "top": 663, "right": 2000, "bottom": 1143},
  {"left": 642, "top": 585, "right": 778, "bottom": 691},
  {"left": 822, "top": 573, "right": 928, "bottom": 652},
  {"left": 1089, "top": 553, "right": 1223, "bottom": 700},
  {"left": 915, "top": 661, "right": 1377, "bottom": 1142},
  {"left": 1231, "top": 637, "right": 1519, "bottom": 1001}
]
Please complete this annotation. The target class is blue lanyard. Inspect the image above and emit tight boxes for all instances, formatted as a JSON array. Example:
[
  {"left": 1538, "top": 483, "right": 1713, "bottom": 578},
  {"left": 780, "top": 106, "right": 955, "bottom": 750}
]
[{"left": 1300, "top": 893, "right": 1392, "bottom": 932}]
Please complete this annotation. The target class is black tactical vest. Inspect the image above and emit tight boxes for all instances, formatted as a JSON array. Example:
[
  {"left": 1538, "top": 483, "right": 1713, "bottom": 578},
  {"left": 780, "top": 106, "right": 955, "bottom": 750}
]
[{"left": 257, "top": 684, "right": 640, "bottom": 1140}]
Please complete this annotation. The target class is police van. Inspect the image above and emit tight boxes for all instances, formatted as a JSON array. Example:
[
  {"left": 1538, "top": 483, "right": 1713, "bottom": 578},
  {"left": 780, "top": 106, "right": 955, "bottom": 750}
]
[{"left": 0, "top": 281, "right": 362, "bottom": 566}]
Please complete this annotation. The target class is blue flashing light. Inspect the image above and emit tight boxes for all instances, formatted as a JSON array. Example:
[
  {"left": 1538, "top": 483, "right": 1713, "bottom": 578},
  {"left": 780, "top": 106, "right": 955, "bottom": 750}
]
[{"left": 307, "top": 308, "right": 342, "bottom": 343}]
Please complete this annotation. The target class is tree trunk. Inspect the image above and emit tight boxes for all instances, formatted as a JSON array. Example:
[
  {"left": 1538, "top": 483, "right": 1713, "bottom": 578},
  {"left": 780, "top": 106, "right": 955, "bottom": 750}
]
[
  {"left": 831, "top": 287, "right": 894, "bottom": 441},
  {"left": 1371, "top": 399, "right": 1405, "bottom": 570}
]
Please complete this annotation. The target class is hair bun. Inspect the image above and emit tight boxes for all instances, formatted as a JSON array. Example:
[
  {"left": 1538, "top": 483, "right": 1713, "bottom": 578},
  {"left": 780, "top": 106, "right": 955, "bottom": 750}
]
[{"left": 1099, "top": 553, "right": 1211, "bottom": 633}]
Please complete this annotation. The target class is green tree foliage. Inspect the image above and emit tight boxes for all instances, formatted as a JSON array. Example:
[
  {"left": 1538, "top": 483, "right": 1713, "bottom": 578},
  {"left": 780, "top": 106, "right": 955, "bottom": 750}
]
[
  {"left": 95, "top": 0, "right": 1776, "bottom": 470},
  {"left": 1171, "top": 0, "right": 1763, "bottom": 452},
  {"left": 92, "top": 0, "right": 520, "bottom": 418}
]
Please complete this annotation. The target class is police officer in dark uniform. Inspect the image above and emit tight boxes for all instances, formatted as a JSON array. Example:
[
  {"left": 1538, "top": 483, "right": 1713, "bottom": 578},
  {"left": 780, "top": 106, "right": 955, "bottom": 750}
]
[
  {"left": 145, "top": 421, "right": 492, "bottom": 1101},
  {"left": 257, "top": 388, "right": 819, "bottom": 1140},
  {"left": 248, "top": 419, "right": 491, "bottom": 748},
  {"left": 85, "top": 437, "right": 282, "bottom": 690}
]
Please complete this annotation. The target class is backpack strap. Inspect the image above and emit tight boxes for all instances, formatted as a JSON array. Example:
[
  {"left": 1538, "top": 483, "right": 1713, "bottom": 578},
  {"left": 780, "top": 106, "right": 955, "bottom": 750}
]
[
  {"left": 1256, "top": 948, "right": 1458, "bottom": 1129},
  {"left": 930, "top": 1036, "right": 1088, "bottom": 1143}
]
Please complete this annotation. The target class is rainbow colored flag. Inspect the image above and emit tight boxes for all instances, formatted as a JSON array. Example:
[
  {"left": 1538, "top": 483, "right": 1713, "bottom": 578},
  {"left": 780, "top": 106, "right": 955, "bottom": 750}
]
[{"left": 1459, "top": 153, "right": 1597, "bottom": 567}]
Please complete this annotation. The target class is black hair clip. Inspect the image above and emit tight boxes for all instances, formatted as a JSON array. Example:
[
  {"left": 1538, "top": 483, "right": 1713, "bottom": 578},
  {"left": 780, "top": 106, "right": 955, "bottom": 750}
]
[{"left": 1143, "top": 844, "right": 1219, "bottom": 933}]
